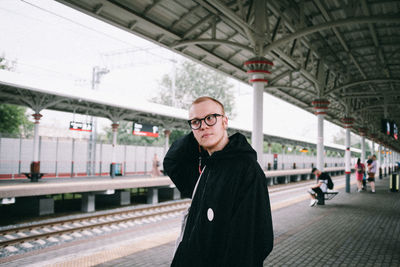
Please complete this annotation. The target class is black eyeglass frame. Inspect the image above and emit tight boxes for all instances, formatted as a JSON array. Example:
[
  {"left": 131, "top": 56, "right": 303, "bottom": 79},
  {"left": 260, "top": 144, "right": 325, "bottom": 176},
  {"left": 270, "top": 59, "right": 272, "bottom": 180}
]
[{"left": 187, "top": 113, "right": 223, "bottom": 130}]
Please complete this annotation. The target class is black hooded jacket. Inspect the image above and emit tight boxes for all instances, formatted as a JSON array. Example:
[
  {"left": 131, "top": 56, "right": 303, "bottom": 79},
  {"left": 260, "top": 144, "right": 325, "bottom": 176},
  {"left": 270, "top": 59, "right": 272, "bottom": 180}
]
[{"left": 164, "top": 132, "right": 274, "bottom": 267}]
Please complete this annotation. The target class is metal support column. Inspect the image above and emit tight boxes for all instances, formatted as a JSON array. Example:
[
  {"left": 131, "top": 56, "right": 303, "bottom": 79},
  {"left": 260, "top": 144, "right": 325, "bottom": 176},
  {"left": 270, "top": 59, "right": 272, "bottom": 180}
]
[
  {"left": 342, "top": 117, "right": 353, "bottom": 193},
  {"left": 384, "top": 147, "right": 387, "bottom": 176},
  {"left": 99, "top": 141, "right": 103, "bottom": 176},
  {"left": 18, "top": 135, "right": 22, "bottom": 175},
  {"left": 110, "top": 123, "right": 119, "bottom": 178},
  {"left": 378, "top": 145, "right": 382, "bottom": 179},
  {"left": 252, "top": 76, "right": 264, "bottom": 166},
  {"left": 371, "top": 140, "right": 375, "bottom": 156},
  {"left": 313, "top": 100, "right": 329, "bottom": 171},
  {"left": 71, "top": 138, "right": 75, "bottom": 177},
  {"left": 32, "top": 113, "right": 41, "bottom": 163},
  {"left": 244, "top": 58, "right": 273, "bottom": 166},
  {"left": 164, "top": 129, "right": 171, "bottom": 156},
  {"left": 28, "top": 113, "right": 43, "bottom": 182},
  {"left": 123, "top": 145, "right": 127, "bottom": 176},
  {"left": 361, "top": 135, "right": 366, "bottom": 162},
  {"left": 391, "top": 150, "right": 394, "bottom": 173},
  {"left": 55, "top": 137, "right": 59, "bottom": 177}
]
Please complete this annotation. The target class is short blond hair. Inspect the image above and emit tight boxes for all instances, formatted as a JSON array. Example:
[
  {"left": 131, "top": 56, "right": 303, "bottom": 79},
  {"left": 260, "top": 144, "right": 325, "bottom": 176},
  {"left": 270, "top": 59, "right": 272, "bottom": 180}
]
[{"left": 190, "top": 96, "right": 225, "bottom": 115}]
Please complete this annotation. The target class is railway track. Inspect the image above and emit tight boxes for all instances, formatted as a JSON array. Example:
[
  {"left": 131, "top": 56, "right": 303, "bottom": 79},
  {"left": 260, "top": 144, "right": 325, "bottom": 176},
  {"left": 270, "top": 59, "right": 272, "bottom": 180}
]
[{"left": 0, "top": 200, "right": 190, "bottom": 254}]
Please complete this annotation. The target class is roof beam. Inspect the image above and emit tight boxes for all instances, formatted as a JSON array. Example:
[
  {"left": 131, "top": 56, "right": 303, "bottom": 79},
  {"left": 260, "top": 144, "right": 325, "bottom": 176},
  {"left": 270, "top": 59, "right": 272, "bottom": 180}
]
[
  {"left": 182, "top": 14, "right": 216, "bottom": 39},
  {"left": 262, "top": 16, "right": 400, "bottom": 55},
  {"left": 199, "top": 0, "right": 257, "bottom": 48},
  {"left": 360, "top": 0, "right": 391, "bottom": 78},
  {"left": 325, "top": 78, "right": 400, "bottom": 95},
  {"left": 173, "top": 39, "right": 254, "bottom": 53},
  {"left": 313, "top": 0, "right": 367, "bottom": 79},
  {"left": 266, "top": 85, "right": 316, "bottom": 96}
]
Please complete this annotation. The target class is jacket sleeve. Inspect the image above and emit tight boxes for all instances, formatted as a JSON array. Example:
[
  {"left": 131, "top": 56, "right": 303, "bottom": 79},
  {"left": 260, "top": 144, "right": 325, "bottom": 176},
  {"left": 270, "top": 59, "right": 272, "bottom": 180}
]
[
  {"left": 163, "top": 132, "right": 200, "bottom": 198},
  {"left": 222, "top": 163, "right": 274, "bottom": 267}
]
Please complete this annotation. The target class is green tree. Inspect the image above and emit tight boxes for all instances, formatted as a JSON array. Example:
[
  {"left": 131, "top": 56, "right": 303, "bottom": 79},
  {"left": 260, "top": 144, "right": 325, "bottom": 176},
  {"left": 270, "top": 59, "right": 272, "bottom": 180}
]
[
  {"left": 0, "top": 104, "right": 33, "bottom": 137},
  {"left": 0, "top": 55, "right": 15, "bottom": 71},
  {"left": 151, "top": 60, "right": 236, "bottom": 118},
  {"left": 0, "top": 55, "right": 33, "bottom": 137},
  {"left": 150, "top": 60, "right": 236, "bottom": 142}
]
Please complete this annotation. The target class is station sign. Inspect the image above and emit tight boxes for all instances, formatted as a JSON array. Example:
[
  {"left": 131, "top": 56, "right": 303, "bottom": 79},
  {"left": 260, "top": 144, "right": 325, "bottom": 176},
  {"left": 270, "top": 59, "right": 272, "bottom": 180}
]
[
  {"left": 69, "top": 121, "right": 92, "bottom": 132},
  {"left": 132, "top": 122, "right": 159, "bottom": 137},
  {"left": 381, "top": 119, "right": 399, "bottom": 140}
]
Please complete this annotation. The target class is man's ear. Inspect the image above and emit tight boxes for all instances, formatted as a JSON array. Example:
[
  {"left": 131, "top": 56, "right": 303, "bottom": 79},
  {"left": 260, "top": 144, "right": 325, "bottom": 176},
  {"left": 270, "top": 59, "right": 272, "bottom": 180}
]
[{"left": 223, "top": 115, "right": 228, "bottom": 129}]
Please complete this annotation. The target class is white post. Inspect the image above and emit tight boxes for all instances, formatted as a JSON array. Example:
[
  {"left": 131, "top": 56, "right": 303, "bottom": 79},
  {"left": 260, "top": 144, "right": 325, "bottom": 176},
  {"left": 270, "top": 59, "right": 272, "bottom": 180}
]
[
  {"left": 361, "top": 135, "right": 366, "bottom": 162},
  {"left": 391, "top": 150, "right": 394, "bottom": 172},
  {"left": 244, "top": 58, "right": 273, "bottom": 167},
  {"left": 342, "top": 117, "right": 353, "bottom": 193},
  {"left": 111, "top": 123, "right": 119, "bottom": 178},
  {"left": 32, "top": 113, "right": 42, "bottom": 163},
  {"left": 313, "top": 100, "right": 329, "bottom": 172},
  {"left": 345, "top": 128, "right": 351, "bottom": 193},
  {"left": 378, "top": 144, "right": 382, "bottom": 179},
  {"left": 371, "top": 141, "right": 375, "bottom": 156},
  {"left": 252, "top": 75, "right": 264, "bottom": 166},
  {"left": 55, "top": 137, "right": 59, "bottom": 177},
  {"left": 164, "top": 129, "right": 171, "bottom": 155},
  {"left": 71, "top": 138, "right": 75, "bottom": 177},
  {"left": 317, "top": 114, "right": 324, "bottom": 171},
  {"left": 384, "top": 147, "right": 387, "bottom": 176}
]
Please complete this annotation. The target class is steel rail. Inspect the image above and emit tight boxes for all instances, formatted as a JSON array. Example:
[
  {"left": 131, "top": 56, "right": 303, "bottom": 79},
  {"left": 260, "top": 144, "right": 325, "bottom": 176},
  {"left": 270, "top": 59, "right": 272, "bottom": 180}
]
[{"left": 0, "top": 200, "right": 190, "bottom": 248}]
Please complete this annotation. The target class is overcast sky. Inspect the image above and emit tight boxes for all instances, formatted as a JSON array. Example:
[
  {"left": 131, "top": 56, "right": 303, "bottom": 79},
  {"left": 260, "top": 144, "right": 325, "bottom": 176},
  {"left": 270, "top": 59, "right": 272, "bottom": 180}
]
[{"left": 0, "top": 0, "right": 348, "bottom": 144}]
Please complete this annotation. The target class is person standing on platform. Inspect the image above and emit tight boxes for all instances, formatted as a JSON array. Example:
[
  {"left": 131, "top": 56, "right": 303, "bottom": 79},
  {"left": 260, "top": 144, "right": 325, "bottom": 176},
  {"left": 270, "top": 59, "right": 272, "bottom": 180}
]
[
  {"left": 367, "top": 155, "right": 377, "bottom": 193},
  {"left": 151, "top": 153, "right": 162, "bottom": 177},
  {"left": 364, "top": 155, "right": 373, "bottom": 190},
  {"left": 355, "top": 158, "right": 366, "bottom": 192},
  {"left": 163, "top": 96, "right": 273, "bottom": 267}
]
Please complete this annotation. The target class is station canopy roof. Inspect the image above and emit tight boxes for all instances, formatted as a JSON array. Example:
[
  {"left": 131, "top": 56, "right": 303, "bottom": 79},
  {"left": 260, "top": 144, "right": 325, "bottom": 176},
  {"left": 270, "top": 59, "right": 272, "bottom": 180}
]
[
  {"left": 54, "top": 1, "right": 399, "bottom": 151},
  {"left": 0, "top": 70, "right": 359, "bottom": 153}
]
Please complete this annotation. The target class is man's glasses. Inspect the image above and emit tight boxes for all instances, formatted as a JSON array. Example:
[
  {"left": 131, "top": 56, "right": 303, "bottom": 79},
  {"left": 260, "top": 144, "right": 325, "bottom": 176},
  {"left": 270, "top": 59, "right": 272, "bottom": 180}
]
[{"left": 188, "top": 113, "right": 223, "bottom": 130}]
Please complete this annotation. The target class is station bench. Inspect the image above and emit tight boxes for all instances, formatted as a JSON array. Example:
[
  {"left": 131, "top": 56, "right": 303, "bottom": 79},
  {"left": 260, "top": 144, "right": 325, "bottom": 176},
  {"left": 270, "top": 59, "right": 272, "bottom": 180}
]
[
  {"left": 23, "top": 162, "right": 44, "bottom": 182},
  {"left": 23, "top": 172, "right": 44, "bottom": 182},
  {"left": 317, "top": 190, "right": 339, "bottom": 205}
]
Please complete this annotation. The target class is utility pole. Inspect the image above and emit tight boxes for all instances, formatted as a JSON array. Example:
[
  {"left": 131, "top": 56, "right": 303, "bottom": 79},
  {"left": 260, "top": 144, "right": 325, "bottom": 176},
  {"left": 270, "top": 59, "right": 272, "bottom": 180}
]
[{"left": 87, "top": 66, "right": 109, "bottom": 176}]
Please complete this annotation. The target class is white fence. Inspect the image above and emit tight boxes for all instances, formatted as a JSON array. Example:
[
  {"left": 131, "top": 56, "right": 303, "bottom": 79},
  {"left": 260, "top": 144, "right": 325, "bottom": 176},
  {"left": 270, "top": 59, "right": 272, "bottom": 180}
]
[
  {"left": 0, "top": 136, "right": 352, "bottom": 178},
  {"left": 0, "top": 137, "right": 165, "bottom": 177}
]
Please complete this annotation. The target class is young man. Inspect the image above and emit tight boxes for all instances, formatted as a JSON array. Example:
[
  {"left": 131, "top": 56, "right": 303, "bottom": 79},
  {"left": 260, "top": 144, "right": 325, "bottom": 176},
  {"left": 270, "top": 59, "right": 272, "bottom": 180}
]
[
  {"left": 308, "top": 167, "right": 331, "bottom": 206},
  {"left": 367, "top": 155, "right": 377, "bottom": 193},
  {"left": 163, "top": 96, "right": 273, "bottom": 267}
]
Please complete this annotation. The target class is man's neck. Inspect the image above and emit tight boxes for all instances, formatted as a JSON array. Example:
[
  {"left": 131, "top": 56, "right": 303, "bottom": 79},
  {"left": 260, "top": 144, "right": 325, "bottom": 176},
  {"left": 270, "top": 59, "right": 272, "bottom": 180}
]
[{"left": 206, "top": 132, "right": 229, "bottom": 155}]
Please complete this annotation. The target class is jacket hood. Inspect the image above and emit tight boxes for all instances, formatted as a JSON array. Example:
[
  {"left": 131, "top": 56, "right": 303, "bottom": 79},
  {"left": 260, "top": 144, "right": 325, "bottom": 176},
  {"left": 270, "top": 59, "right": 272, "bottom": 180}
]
[{"left": 209, "top": 132, "right": 257, "bottom": 161}]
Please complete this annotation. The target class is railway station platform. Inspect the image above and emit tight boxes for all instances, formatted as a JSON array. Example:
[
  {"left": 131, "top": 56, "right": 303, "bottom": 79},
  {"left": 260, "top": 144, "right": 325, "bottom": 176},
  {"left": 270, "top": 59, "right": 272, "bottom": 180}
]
[
  {"left": 94, "top": 174, "right": 400, "bottom": 267},
  {"left": 98, "top": 175, "right": 399, "bottom": 267},
  {"left": 0, "top": 167, "right": 347, "bottom": 216},
  {"left": 1, "top": 173, "right": 398, "bottom": 266}
]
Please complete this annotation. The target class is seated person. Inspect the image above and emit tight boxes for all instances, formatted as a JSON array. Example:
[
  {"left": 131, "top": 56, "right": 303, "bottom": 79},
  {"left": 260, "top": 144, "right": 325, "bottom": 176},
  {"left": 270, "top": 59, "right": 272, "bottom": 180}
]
[{"left": 308, "top": 167, "right": 330, "bottom": 206}]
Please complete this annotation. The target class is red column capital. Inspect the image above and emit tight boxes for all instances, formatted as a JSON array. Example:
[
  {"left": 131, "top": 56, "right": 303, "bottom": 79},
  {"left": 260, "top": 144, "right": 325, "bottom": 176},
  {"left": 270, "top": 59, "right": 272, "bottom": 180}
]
[
  {"left": 312, "top": 99, "right": 330, "bottom": 115},
  {"left": 244, "top": 57, "right": 273, "bottom": 84},
  {"left": 32, "top": 113, "right": 43, "bottom": 124},
  {"left": 341, "top": 117, "right": 354, "bottom": 129},
  {"left": 111, "top": 123, "right": 119, "bottom": 132}
]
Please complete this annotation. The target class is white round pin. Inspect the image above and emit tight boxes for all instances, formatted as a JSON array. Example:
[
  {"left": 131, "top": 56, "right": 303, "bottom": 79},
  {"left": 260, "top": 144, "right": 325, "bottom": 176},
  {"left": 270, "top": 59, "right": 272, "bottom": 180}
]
[{"left": 207, "top": 208, "right": 214, "bottom": 221}]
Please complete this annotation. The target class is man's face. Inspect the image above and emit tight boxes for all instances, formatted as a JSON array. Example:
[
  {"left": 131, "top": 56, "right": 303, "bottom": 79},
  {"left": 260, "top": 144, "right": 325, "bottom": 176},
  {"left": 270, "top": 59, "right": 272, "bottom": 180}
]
[{"left": 189, "top": 100, "right": 228, "bottom": 152}]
